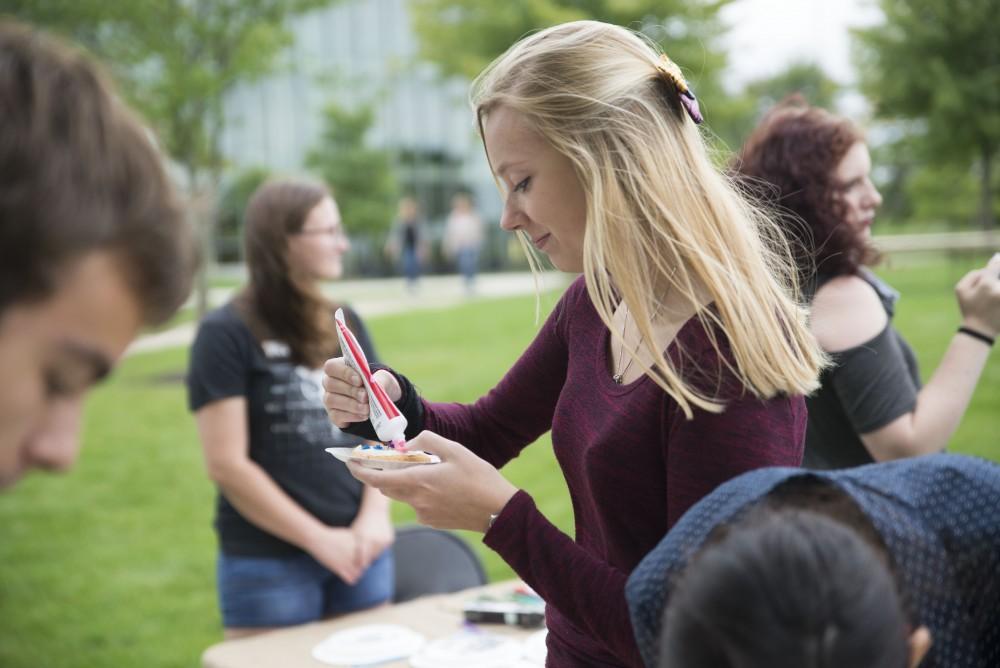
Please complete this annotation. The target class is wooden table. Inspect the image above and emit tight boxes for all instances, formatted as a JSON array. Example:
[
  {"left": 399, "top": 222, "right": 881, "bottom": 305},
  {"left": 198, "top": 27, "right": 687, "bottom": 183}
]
[{"left": 201, "top": 581, "right": 542, "bottom": 668}]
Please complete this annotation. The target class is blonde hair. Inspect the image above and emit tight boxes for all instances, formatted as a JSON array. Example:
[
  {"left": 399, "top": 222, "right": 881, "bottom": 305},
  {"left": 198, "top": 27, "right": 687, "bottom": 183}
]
[{"left": 471, "top": 20, "right": 826, "bottom": 417}]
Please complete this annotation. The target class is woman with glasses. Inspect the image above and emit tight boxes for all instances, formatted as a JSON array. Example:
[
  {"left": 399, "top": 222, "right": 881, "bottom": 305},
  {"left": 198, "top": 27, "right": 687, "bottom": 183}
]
[{"left": 187, "top": 179, "right": 393, "bottom": 638}]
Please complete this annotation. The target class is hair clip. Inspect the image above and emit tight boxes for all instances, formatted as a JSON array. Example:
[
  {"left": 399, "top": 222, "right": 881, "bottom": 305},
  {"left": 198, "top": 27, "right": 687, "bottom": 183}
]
[{"left": 656, "top": 53, "right": 704, "bottom": 125}]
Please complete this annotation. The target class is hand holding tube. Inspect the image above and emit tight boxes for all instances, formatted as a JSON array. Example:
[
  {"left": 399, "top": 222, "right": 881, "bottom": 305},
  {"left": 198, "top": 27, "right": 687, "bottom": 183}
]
[
  {"left": 330, "top": 308, "right": 409, "bottom": 447},
  {"left": 323, "top": 357, "right": 401, "bottom": 427}
]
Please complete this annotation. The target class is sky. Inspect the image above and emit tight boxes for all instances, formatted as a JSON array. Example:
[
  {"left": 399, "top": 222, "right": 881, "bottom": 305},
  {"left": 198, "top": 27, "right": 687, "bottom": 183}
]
[{"left": 719, "top": 0, "right": 885, "bottom": 105}]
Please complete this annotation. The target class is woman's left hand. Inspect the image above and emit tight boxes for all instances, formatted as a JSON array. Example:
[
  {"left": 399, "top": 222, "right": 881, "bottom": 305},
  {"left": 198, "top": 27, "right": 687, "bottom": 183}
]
[
  {"left": 956, "top": 252, "right": 1000, "bottom": 337},
  {"left": 351, "top": 510, "right": 395, "bottom": 570},
  {"left": 347, "top": 431, "right": 519, "bottom": 533}
]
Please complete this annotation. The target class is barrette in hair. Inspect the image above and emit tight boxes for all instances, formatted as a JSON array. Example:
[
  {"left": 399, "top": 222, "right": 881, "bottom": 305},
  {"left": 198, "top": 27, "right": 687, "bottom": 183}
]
[{"left": 656, "top": 53, "right": 703, "bottom": 125}]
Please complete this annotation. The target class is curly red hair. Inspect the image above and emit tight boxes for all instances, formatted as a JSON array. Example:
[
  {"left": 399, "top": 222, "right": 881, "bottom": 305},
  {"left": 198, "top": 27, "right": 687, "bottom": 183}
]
[{"left": 732, "top": 96, "right": 877, "bottom": 288}]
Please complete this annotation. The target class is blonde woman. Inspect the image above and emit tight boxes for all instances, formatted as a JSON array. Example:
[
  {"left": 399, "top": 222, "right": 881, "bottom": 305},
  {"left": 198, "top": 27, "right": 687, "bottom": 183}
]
[{"left": 323, "top": 21, "right": 824, "bottom": 667}]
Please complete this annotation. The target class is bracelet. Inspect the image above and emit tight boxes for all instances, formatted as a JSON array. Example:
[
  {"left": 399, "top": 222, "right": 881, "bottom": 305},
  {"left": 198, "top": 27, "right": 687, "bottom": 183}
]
[{"left": 957, "top": 326, "right": 995, "bottom": 347}]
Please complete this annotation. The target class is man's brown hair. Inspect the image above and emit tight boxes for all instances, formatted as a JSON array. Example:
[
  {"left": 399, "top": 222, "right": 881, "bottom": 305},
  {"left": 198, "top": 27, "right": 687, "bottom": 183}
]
[{"left": 0, "top": 20, "right": 195, "bottom": 325}]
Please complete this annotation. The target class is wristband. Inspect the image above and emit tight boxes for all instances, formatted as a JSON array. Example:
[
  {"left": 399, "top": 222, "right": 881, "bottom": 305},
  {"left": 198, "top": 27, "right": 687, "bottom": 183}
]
[
  {"left": 369, "top": 363, "right": 425, "bottom": 438},
  {"left": 957, "top": 326, "right": 995, "bottom": 347},
  {"left": 339, "top": 365, "right": 426, "bottom": 441}
]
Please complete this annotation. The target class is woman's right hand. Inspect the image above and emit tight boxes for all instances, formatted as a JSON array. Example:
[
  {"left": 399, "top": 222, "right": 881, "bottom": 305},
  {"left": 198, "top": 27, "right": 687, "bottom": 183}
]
[
  {"left": 956, "top": 253, "right": 1000, "bottom": 338},
  {"left": 306, "top": 526, "right": 364, "bottom": 585},
  {"left": 322, "top": 357, "right": 402, "bottom": 428}
]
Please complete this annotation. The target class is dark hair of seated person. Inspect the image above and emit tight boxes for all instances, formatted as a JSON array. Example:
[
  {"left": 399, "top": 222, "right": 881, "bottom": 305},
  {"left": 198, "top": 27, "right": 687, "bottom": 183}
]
[{"left": 658, "top": 478, "right": 913, "bottom": 668}]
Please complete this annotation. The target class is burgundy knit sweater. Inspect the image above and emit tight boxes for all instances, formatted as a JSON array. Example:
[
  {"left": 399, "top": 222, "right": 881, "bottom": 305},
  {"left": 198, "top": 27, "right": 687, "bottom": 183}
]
[{"left": 423, "top": 277, "right": 806, "bottom": 667}]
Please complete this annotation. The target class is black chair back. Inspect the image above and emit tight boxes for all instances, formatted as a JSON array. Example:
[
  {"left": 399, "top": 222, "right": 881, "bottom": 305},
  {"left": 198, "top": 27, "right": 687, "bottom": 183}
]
[{"left": 391, "top": 525, "right": 487, "bottom": 603}]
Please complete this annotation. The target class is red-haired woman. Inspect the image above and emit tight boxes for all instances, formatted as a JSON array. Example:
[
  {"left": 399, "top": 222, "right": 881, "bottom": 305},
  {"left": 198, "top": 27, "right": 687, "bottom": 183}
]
[
  {"left": 735, "top": 97, "right": 1000, "bottom": 469},
  {"left": 187, "top": 179, "right": 393, "bottom": 638}
]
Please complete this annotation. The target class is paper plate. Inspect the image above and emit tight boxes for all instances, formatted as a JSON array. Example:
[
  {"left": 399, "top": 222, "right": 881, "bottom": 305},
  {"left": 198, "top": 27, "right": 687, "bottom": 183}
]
[
  {"left": 325, "top": 447, "right": 442, "bottom": 470},
  {"left": 311, "top": 623, "right": 425, "bottom": 666},
  {"left": 409, "top": 628, "right": 525, "bottom": 668}
]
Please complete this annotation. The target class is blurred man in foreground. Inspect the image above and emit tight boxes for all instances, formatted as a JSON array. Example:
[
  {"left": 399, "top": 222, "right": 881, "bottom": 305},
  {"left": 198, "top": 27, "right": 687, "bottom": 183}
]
[{"left": 0, "top": 20, "right": 195, "bottom": 489}]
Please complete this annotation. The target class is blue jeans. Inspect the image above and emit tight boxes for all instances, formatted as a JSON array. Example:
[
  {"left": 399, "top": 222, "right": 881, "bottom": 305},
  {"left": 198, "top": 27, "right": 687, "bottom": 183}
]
[
  {"left": 217, "top": 549, "right": 394, "bottom": 628},
  {"left": 401, "top": 248, "right": 421, "bottom": 285},
  {"left": 456, "top": 246, "right": 480, "bottom": 286}
]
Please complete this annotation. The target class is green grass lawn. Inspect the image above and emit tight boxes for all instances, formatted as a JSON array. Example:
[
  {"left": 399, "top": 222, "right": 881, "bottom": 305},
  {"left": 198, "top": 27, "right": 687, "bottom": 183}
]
[
  {"left": 877, "top": 253, "right": 1000, "bottom": 460},
  {"left": 1, "top": 257, "right": 998, "bottom": 667}
]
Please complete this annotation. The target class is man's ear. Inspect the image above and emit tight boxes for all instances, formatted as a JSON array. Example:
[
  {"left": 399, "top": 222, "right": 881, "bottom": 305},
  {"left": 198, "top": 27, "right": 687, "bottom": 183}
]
[{"left": 907, "top": 626, "right": 932, "bottom": 668}]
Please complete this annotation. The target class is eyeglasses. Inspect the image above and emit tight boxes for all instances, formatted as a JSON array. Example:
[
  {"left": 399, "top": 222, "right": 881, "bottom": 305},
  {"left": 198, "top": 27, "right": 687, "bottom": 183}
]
[{"left": 296, "top": 226, "right": 348, "bottom": 241}]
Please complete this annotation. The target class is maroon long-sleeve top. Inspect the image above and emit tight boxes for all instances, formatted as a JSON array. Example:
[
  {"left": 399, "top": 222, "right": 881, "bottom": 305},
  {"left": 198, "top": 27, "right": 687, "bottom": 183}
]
[{"left": 423, "top": 277, "right": 806, "bottom": 667}]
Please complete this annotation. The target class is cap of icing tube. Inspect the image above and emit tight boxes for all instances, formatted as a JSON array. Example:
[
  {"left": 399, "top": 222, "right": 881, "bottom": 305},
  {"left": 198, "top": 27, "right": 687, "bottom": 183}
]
[{"left": 390, "top": 438, "right": 407, "bottom": 451}]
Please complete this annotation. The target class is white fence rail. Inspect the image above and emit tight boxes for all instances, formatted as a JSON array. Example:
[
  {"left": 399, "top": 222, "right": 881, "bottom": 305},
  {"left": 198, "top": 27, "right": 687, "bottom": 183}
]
[{"left": 873, "top": 230, "right": 998, "bottom": 254}]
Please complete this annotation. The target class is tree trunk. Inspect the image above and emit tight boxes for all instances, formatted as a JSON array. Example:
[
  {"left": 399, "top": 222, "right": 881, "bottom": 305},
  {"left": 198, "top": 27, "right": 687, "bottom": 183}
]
[
  {"left": 195, "top": 205, "right": 213, "bottom": 319},
  {"left": 980, "top": 144, "right": 996, "bottom": 231},
  {"left": 188, "top": 168, "right": 215, "bottom": 320}
]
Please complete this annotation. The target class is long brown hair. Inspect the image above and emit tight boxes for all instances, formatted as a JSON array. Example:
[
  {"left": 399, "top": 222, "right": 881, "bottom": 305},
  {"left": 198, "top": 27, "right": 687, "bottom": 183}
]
[
  {"left": 239, "top": 179, "right": 341, "bottom": 368},
  {"left": 733, "top": 96, "right": 878, "bottom": 286}
]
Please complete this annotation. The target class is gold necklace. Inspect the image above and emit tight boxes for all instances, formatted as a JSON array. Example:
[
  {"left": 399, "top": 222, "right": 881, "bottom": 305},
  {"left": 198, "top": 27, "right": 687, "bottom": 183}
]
[{"left": 613, "top": 307, "right": 637, "bottom": 384}]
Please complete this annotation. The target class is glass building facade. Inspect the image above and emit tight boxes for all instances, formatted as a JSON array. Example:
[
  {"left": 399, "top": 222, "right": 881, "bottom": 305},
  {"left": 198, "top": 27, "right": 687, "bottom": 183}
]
[{"left": 219, "top": 0, "right": 501, "bottom": 224}]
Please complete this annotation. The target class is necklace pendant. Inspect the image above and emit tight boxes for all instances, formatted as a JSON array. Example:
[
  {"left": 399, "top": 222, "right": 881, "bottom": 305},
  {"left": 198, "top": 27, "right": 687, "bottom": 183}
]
[{"left": 613, "top": 373, "right": 623, "bottom": 384}]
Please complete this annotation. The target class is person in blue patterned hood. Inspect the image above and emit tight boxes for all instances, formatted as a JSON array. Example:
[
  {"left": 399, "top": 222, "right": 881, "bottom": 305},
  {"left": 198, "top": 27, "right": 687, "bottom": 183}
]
[{"left": 626, "top": 453, "right": 1000, "bottom": 668}]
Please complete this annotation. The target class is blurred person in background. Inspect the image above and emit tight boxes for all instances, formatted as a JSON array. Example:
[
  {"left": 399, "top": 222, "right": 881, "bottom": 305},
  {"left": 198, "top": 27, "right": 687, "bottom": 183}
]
[
  {"left": 443, "top": 191, "right": 485, "bottom": 294},
  {"left": 324, "top": 21, "right": 826, "bottom": 667},
  {"left": 187, "top": 179, "right": 393, "bottom": 639},
  {"left": 735, "top": 96, "right": 1000, "bottom": 470},
  {"left": 384, "top": 196, "right": 429, "bottom": 294},
  {"left": 0, "top": 20, "right": 195, "bottom": 491}
]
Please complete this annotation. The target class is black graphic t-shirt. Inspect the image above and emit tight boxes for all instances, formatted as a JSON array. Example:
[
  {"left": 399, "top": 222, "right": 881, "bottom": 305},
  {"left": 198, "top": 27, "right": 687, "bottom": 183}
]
[{"left": 187, "top": 302, "right": 378, "bottom": 557}]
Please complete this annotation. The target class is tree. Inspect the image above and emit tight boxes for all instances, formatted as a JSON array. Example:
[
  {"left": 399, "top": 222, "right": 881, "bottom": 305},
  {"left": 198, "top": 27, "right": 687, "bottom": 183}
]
[
  {"left": 215, "top": 167, "right": 272, "bottom": 262},
  {"left": 306, "top": 102, "right": 398, "bottom": 238},
  {"left": 409, "top": 0, "right": 731, "bottom": 116},
  {"left": 3, "top": 0, "right": 340, "bottom": 314},
  {"left": 855, "top": 0, "right": 1000, "bottom": 229},
  {"left": 716, "top": 62, "right": 841, "bottom": 153},
  {"left": 745, "top": 62, "right": 839, "bottom": 116}
]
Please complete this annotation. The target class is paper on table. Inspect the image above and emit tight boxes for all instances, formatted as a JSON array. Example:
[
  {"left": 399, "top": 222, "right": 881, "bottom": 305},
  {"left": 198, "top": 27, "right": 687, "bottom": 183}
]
[
  {"left": 311, "top": 623, "right": 425, "bottom": 666},
  {"left": 409, "top": 628, "right": 525, "bottom": 668}
]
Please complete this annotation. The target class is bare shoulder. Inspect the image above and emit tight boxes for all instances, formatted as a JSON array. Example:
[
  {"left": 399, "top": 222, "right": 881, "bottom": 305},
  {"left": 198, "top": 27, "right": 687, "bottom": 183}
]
[{"left": 810, "top": 275, "right": 889, "bottom": 353}]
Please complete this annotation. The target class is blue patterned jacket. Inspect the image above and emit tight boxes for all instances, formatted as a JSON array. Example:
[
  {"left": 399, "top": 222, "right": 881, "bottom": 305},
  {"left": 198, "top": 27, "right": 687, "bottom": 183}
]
[{"left": 626, "top": 454, "right": 1000, "bottom": 667}]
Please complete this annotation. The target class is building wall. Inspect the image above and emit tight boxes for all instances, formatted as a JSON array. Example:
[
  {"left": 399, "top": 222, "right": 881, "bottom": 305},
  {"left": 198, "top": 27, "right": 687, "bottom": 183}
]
[{"left": 219, "top": 0, "right": 501, "bottom": 223}]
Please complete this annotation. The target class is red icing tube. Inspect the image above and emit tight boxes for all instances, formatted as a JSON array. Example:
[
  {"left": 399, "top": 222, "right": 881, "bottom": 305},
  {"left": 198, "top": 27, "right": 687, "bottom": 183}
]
[{"left": 334, "top": 308, "right": 407, "bottom": 450}]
